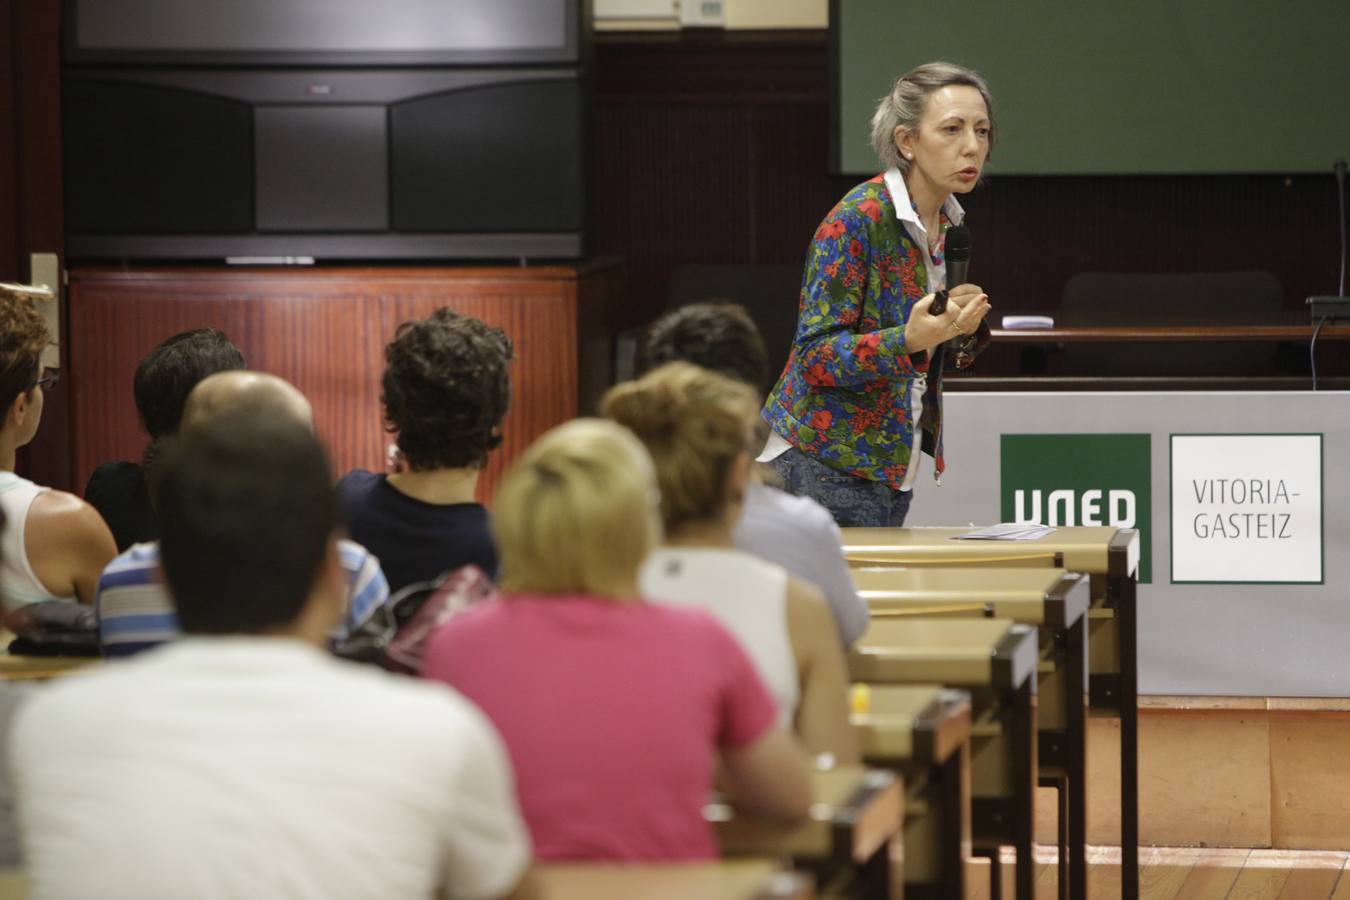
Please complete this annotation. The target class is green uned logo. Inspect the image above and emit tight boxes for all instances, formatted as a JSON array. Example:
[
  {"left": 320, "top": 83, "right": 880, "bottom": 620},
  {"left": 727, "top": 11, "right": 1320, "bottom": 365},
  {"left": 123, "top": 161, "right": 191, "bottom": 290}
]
[{"left": 999, "top": 434, "right": 1153, "bottom": 583}]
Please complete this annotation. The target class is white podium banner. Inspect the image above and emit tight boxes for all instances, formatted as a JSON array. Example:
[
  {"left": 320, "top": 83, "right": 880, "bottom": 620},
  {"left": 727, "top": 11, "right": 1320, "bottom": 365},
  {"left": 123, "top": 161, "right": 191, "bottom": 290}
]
[{"left": 1170, "top": 434, "right": 1322, "bottom": 583}]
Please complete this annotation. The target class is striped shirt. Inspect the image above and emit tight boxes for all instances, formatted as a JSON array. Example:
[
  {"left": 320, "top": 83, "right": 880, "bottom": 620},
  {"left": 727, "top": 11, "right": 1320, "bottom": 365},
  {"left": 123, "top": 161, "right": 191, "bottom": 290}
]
[{"left": 96, "top": 540, "right": 389, "bottom": 658}]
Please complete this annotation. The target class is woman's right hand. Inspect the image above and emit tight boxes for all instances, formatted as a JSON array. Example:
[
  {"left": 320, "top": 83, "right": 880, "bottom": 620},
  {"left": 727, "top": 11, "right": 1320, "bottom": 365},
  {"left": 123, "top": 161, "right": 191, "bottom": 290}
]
[{"left": 905, "top": 289, "right": 990, "bottom": 355}]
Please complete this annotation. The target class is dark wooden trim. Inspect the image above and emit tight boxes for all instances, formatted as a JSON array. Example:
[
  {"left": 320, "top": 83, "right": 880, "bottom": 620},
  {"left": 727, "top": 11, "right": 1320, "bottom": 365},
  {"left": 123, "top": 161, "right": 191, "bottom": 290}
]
[
  {"left": 945, "top": 375, "right": 1350, "bottom": 391},
  {"left": 9, "top": 0, "right": 68, "bottom": 490},
  {"left": 992, "top": 325, "right": 1350, "bottom": 341},
  {"left": 0, "top": 0, "right": 18, "bottom": 280}
]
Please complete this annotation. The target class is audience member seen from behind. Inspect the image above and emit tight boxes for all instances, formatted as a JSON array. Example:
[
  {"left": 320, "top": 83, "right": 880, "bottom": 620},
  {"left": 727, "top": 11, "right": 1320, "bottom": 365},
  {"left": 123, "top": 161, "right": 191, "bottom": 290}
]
[
  {"left": 0, "top": 284, "right": 116, "bottom": 610},
  {"left": 83, "top": 327, "right": 244, "bottom": 551},
  {"left": 95, "top": 371, "right": 388, "bottom": 658},
  {"left": 637, "top": 302, "right": 869, "bottom": 646},
  {"left": 14, "top": 413, "right": 537, "bottom": 900},
  {"left": 422, "top": 419, "right": 811, "bottom": 860},
  {"left": 605, "top": 363, "right": 859, "bottom": 763},
  {"left": 339, "top": 309, "right": 510, "bottom": 595},
  {"left": 0, "top": 502, "right": 29, "bottom": 869}
]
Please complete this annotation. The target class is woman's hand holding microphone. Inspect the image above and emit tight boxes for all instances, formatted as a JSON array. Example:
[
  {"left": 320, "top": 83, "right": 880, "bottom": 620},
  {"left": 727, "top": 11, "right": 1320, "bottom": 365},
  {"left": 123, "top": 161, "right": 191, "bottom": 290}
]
[{"left": 903, "top": 283, "right": 991, "bottom": 356}]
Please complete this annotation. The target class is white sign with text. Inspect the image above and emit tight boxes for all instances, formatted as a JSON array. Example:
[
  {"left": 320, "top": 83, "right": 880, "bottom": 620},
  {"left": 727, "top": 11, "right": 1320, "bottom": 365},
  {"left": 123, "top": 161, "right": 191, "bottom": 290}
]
[{"left": 1171, "top": 434, "right": 1322, "bottom": 583}]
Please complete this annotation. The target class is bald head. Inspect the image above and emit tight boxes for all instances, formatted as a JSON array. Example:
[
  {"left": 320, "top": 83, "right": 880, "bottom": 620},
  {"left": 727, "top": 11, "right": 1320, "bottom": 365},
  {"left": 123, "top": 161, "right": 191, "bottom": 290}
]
[{"left": 181, "top": 371, "right": 313, "bottom": 434}]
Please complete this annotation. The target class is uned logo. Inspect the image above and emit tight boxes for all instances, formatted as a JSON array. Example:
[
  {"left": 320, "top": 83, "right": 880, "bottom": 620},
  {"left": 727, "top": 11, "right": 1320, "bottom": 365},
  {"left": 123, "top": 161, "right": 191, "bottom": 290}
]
[
  {"left": 1012, "top": 489, "right": 1136, "bottom": 528},
  {"left": 1000, "top": 434, "right": 1152, "bottom": 583}
]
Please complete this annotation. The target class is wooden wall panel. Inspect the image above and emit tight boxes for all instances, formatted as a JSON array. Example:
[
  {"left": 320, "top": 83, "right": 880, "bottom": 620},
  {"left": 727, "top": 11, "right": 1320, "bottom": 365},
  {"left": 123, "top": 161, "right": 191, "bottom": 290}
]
[
  {"left": 0, "top": 0, "right": 17, "bottom": 279},
  {"left": 1270, "top": 715, "right": 1350, "bottom": 851},
  {"left": 67, "top": 262, "right": 629, "bottom": 503},
  {"left": 5, "top": 0, "right": 68, "bottom": 490}
]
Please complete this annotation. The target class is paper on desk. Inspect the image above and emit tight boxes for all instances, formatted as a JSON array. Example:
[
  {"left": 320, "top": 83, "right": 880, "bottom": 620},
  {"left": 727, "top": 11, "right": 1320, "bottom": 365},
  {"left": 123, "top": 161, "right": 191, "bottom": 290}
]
[
  {"left": 1000, "top": 315, "right": 1055, "bottom": 329},
  {"left": 952, "top": 522, "right": 1056, "bottom": 540}
]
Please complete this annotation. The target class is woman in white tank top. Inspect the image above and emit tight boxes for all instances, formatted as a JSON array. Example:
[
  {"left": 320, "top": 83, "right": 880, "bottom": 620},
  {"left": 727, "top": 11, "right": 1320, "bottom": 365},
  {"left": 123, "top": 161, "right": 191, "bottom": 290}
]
[
  {"left": 0, "top": 284, "right": 116, "bottom": 612},
  {"left": 604, "top": 363, "right": 859, "bottom": 762}
]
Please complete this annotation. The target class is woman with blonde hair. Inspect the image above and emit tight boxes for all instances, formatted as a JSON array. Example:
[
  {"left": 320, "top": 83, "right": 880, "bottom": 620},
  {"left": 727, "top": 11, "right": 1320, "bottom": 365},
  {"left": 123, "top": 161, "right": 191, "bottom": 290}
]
[
  {"left": 603, "top": 363, "right": 859, "bottom": 763},
  {"left": 763, "top": 61, "right": 996, "bottom": 526},
  {"left": 421, "top": 418, "right": 810, "bottom": 861}
]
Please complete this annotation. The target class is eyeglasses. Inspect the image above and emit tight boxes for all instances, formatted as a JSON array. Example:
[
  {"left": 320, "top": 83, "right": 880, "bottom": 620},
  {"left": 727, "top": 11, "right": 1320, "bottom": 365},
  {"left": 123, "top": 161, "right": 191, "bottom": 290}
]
[{"left": 33, "top": 368, "right": 59, "bottom": 390}]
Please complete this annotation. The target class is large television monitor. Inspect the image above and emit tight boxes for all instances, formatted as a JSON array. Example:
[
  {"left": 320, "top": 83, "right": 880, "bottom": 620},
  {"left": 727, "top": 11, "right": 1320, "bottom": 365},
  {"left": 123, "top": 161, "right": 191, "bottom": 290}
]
[
  {"left": 61, "top": 0, "right": 590, "bottom": 263},
  {"left": 64, "top": 0, "right": 584, "bottom": 66}
]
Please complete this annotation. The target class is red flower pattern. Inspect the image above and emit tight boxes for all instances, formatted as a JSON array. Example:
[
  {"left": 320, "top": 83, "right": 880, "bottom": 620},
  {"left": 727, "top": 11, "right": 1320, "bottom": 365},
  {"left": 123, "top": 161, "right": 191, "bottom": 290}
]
[{"left": 763, "top": 176, "right": 977, "bottom": 490}]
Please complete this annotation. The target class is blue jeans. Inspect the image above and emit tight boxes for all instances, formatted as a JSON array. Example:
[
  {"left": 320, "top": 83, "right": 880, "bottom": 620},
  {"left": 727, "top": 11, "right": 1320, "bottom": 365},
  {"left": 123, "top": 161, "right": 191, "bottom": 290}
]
[{"left": 769, "top": 447, "right": 914, "bottom": 528}]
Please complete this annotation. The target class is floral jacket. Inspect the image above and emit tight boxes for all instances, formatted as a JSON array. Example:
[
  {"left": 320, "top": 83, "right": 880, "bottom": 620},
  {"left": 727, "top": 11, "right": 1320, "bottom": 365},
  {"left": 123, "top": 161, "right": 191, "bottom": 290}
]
[{"left": 763, "top": 175, "right": 984, "bottom": 490}]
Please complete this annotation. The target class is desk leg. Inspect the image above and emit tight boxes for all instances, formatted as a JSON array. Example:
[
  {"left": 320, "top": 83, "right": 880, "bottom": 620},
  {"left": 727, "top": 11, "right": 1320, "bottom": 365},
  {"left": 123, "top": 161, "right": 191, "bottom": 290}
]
[
  {"left": 1013, "top": 680, "right": 1036, "bottom": 900},
  {"left": 1066, "top": 616, "right": 1089, "bottom": 900},
  {"left": 1117, "top": 576, "right": 1139, "bottom": 900},
  {"left": 1057, "top": 782, "right": 1068, "bottom": 900},
  {"left": 940, "top": 749, "right": 967, "bottom": 900}
]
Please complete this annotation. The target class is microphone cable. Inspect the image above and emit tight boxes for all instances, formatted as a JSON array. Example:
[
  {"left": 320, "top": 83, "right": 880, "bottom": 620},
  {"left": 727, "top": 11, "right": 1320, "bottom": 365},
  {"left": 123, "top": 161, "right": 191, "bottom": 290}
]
[{"left": 1310, "top": 159, "right": 1347, "bottom": 391}]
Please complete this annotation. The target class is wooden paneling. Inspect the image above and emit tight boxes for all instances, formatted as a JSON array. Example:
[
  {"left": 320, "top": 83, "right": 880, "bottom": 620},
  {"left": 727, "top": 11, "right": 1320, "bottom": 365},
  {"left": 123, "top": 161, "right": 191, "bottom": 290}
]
[
  {"left": 1031, "top": 703, "right": 1350, "bottom": 855},
  {"left": 0, "top": 0, "right": 17, "bottom": 278},
  {"left": 66, "top": 261, "right": 631, "bottom": 502},
  {"left": 4, "top": 0, "right": 68, "bottom": 490},
  {"left": 1270, "top": 715, "right": 1350, "bottom": 851},
  {"left": 1140, "top": 709, "right": 1273, "bottom": 848}
]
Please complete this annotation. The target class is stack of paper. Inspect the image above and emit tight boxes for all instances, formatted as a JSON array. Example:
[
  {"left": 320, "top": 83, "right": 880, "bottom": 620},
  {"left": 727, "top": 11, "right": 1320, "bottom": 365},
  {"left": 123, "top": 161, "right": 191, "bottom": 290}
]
[
  {"left": 951, "top": 523, "right": 1056, "bottom": 541},
  {"left": 1000, "top": 315, "right": 1055, "bottom": 329}
]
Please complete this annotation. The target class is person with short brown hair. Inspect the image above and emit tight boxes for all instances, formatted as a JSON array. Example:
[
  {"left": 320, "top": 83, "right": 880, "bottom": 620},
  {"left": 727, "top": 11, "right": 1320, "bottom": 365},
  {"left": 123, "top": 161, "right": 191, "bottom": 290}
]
[
  {"left": 637, "top": 302, "right": 869, "bottom": 645},
  {"left": 83, "top": 327, "right": 245, "bottom": 552}
]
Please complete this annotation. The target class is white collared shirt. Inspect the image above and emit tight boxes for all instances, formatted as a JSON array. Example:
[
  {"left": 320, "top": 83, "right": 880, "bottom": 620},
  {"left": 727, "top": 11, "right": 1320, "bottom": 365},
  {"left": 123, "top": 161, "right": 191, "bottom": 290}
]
[{"left": 883, "top": 168, "right": 966, "bottom": 490}]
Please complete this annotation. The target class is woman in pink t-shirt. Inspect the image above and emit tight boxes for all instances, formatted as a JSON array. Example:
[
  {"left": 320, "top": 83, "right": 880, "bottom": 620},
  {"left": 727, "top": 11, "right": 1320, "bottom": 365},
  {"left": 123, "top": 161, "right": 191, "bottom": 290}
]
[{"left": 421, "top": 419, "right": 811, "bottom": 861}]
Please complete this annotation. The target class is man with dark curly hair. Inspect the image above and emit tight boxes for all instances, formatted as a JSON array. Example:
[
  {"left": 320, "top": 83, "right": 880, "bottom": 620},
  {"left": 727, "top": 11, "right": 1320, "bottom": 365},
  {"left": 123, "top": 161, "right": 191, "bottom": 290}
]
[
  {"left": 337, "top": 308, "right": 511, "bottom": 594},
  {"left": 0, "top": 284, "right": 116, "bottom": 610}
]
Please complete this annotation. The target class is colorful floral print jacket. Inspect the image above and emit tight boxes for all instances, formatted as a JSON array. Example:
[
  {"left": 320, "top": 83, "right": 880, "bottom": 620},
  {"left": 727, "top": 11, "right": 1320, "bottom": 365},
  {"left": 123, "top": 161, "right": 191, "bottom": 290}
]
[{"left": 763, "top": 175, "right": 983, "bottom": 490}]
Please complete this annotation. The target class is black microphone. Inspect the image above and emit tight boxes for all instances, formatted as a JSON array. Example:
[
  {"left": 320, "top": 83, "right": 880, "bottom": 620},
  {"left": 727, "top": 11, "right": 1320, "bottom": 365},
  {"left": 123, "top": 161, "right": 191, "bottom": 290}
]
[{"left": 929, "top": 225, "right": 970, "bottom": 315}]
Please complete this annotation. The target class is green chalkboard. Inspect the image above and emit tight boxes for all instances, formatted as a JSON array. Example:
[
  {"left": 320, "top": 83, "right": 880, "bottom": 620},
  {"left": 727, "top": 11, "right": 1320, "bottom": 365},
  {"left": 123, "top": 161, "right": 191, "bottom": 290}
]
[{"left": 835, "top": 0, "right": 1350, "bottom": 175}]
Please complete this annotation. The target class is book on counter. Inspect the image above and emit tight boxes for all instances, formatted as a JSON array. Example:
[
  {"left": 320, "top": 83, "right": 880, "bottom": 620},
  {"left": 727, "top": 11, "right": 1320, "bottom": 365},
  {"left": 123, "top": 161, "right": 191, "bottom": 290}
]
[{"left": 1000, "top": 315, "right": 1056, "bottom": 329}]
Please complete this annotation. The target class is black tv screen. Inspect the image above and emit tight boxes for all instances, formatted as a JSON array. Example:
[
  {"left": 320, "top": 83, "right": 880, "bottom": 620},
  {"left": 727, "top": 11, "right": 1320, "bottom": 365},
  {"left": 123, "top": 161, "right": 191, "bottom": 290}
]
[
  {"left": 65, "top": 0, "right": 582, "bottom": 66},
  {"left": 62, "top": 68, "right": 588, "bottom": 262}
]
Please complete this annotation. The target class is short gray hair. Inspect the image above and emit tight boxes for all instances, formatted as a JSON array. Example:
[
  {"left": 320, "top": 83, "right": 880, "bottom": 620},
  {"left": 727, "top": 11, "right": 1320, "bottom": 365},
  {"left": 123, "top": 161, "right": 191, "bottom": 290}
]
[{"left": 869, "top": 61, "right": 997, "bottom": 174}]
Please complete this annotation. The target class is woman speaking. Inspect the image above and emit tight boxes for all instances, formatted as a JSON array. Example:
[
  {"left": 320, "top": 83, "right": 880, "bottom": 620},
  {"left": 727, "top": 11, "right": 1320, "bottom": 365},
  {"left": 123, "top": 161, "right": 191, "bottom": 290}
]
[{"left": 762, "top": 62, "right": 995, "bottom": 527}]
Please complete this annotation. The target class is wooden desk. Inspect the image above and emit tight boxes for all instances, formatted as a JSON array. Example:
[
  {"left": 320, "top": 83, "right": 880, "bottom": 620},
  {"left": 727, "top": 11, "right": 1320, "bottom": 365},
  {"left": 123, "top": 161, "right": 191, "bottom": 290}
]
[
  {"left": 712, "top": 766, "right": 902, "bottom": 899},
  {"left": 849, "top": 685, "right": 971, "bottom": 900},
  {"left": 0, "top": 653, "right": 96, "bottom": 681},
  {"left": 851, "top": 619, "right": 1038, "bottom": 900},
  {"left": 953, "top": 323, "right": 1350, "bottom": 391},
  {"left": 855, "top": 567, "right": 1090, "bottom": 900},
  {"left": 0, "top": 870, "right": 24, "bottom": 900},
  {"left": 989, "top": 324, "right": 1350, "bottom": 342},
  {"left": 537, "top": 860, "right": 812, "bottom": 900},
  {"left": 842, "top": 526, "right": 1141, "bottom": 900}
]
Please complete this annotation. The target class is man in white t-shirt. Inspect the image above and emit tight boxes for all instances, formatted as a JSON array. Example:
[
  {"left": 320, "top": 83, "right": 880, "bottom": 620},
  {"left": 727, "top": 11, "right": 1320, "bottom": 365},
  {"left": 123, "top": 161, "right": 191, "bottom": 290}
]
[{"left": 10, "top": 411, "right": 537, "bottom": 900}]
